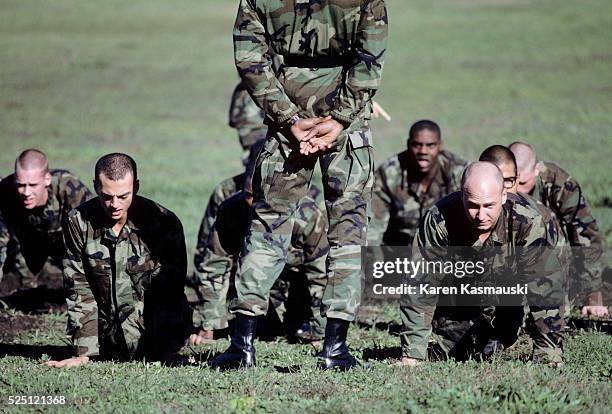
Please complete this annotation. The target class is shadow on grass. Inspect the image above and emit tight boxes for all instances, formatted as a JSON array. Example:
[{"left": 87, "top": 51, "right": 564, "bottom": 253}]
[
  {"left": 274, "top": 365, "right": 302, "bottom": 373},
  {"left": 0, "top": 287, "right": 66, "bottom": 313},
  {"left": 356, "top": 320, "right": 403, "bottom": 335},
  {"left": 0, "top": 343, "right": 72, "bottom": 360},
  {"left": 362, "top": 345, "right": 402, "bottom": 361}
]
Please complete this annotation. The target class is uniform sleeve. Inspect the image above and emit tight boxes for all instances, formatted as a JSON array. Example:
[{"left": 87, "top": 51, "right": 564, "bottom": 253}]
[
  {"left": 367, "top": 165, "right": 392, "bottom": 246},
  {"left": 233, "top": 0, "right": 300, "bottom": 124},
  {"left": 398, "top": 209, "right": 446, "bottom": 360},
  {"left": 192, "top": 229, "right": 234, "bottom": 331},
  {"left": 61, "top": 173, "right": 94, "bottom": 210},
  {"left": 330, "top": 0, "right": 388, "bottom": 125},
  {"left": 151, "top": 213, "right": 188, "bottom": 301},
  {"left": 518, "top": 212, "right": 565, "bottom": 364},
  {"left": 62, "top": 211, "right": 99, "bottom": 357},
  {"left": 149, "top": 213, "right": 190, "bottom": 353},
  {"left": 551, "top": 172, "right": 604, "bottom": 294},
  {"left": 193, "top": 196, "right": 220, "bottom": 280}
]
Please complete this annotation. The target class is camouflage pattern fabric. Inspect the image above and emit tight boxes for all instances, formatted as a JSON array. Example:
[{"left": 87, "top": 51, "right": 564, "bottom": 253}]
[
  {"left": 399, "top": 191, "right": 566, "bottom": 364},
  {"left": 531, "top": 161, "right": 604, "bottom": 299},
  {"left": 229, "top": 81, "right": 267, "bottom": 151},
  {"left": 368, "top": 150, "right": 466, "bottom": 246},
  {"left": 234, "top": 0, "right": 388, "bottom": 143},
  {"left": 192, "top": 173, "right": 246, "bottom": 273},
  {"left": 191, "top": 182, "right": 329, "bottom": 336},
  {"left": 62, "top": 196, "right": 190, "bottom": 360},
  {"left": 231, "top": 0, "right": 387, "bottom": 322},
  {"left": 0, "top": 169, "right": 92, "bottom": 290}
]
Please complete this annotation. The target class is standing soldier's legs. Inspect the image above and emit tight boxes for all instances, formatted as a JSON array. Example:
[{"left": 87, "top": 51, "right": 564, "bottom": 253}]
[
  {"left": 318, "top": 138, "right": 374, "bottom": 369},
  {"left": 210, "top": 132, "right": 315, "bottom": 369},
  {"left": 231, "top": 134, "right": 315, "bottom": 317},
  {"left": 305, "top": 267, "right": 327, "bottom": 339}
]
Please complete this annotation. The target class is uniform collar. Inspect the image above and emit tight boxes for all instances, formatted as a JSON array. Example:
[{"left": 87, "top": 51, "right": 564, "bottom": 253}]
[{"left": 92, "top": 198, "right": 142, "bottom": 240}]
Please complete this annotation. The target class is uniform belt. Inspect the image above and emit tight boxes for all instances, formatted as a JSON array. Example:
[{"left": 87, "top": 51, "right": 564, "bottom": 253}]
[{"left": 283, "top": 55, "right": 349, "bottom": 69}]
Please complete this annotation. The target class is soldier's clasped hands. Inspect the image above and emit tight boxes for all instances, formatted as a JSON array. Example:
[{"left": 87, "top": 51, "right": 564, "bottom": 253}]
[{"left": 291, "top": 116, "right": 345, "bottom": 155}]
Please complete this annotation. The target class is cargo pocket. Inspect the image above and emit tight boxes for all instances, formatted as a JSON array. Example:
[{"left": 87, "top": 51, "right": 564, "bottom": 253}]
[{"left": 251, "top": 137, "right": 280, "bottom": 202}]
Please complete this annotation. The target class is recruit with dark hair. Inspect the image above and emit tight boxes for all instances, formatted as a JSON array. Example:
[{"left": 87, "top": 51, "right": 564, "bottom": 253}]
[
  {"left": 94, "top": 153, "right": 138, "bottom": 182},
  {"left": 408, "top": 119, "right": 441, "bottom": 143},
  {"left": 479, "top": 145, "right": 518, "bottom": 176}
]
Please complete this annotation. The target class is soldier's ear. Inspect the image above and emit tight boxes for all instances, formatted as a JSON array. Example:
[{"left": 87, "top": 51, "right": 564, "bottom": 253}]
[
  {"left": 133, "top": 180, "right": 140, "bottom": 195},
  {"left": 501, "top": 188, "right": 508, "bottom": 205},
  {"left": 44, "top": 172, "right": 52, "bottom": 187},
  {"left": 534, "top": 162, "right": 540, "bottom": 177}
]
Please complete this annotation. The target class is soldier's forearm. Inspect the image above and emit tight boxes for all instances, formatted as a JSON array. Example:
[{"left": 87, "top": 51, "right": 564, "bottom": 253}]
[
  {"left": 233, "top": 1, "right": 299, "bottom": 124},
  {"left": 330, "top": 0, "right": 388, "bottom": 123}
]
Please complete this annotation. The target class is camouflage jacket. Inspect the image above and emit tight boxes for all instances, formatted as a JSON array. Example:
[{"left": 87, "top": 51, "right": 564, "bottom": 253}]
[
  {"left": 229, "top": 81, "right": 267, "bottom": 150},
  {"left": 368, "top": 150, "right": 466, "bottom": 246},
  {"left": 530, "top": 161, "right": 604, "bottom": 293},
  {"left": 234, "top": 0, "right": 388, "bottom": 145},
  {"left": 63, "top": 196, "right": 190, "bottom": 359},
  {"left": 192, "top": 182, "right": 329, "bottom": 330},
  {"left": 400, "top": 191, "right": 565, "bottom": 362},
  {"left": 0, "top": 169, "right": 92, "bottom": 273},
  {"left": 193, "top": 173, "right": 246, "bottom": 268}
]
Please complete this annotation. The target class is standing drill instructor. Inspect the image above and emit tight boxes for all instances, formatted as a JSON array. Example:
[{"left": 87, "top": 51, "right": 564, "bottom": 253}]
[{"left": 210, "top": 0, "right": 388, "bottom": 370}]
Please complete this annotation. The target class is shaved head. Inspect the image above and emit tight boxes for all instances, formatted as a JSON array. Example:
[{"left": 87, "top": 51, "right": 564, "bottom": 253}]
[
  {"left": 509, "top": 141, "right": 539, "bottom": 193},
  {"left": 461, "top": 162, "right": 506, "bottom": 235},
  {"left": 15, "top": 149, "right": 48, "bottom": 173},
  {"left": 461, "top": 161, "right": 505, "bottom": 194},
  {"left": 509, "top": 141, "right": 537, "bottom": 172},
  {"left": 14, "top": 149, "right": 51, "bottom": 209}
]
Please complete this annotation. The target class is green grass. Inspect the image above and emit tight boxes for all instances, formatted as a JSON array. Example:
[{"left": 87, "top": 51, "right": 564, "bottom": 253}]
[
  {"left": 0, "top": 308, "right": 610, "bottom": 413},
  {"left": 0, "top": 0, "right": 611, "bottom": 412}
]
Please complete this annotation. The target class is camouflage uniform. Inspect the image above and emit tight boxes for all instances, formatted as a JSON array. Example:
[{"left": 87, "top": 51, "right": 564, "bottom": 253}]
[
  {"left": 62, "top": 196, "right": 190, "bottom": 360},
  {"left": 193, "top": 174, "right": 246, "bottom": 266},
  {"left": 368, "top": 150, "right": 466, "bottom": 246},
  {"left": 231, "top": 0, "right": 388, "bottom": 322},
  {"left": 191, "top": 181, "right": 328, "bottom": 337},
  {"left": 0, "top": 169, "right": 92, "bottom": 291},
  {"left": 530, "top": 161, "right": 604, "bottom": 300},
  {"left": 229, "top": 81, "right": 267, "bottom": 151},
  {"left": 400, "top": 191, "right": 566, "bottom": 364}
]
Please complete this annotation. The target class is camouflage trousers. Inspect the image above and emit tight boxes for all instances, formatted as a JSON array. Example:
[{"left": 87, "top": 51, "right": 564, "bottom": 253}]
[
  {"left": 399, "top": 304, "right": 564, "bottom": 363},
  {"left": 230, "top": 128, "right": 374, "bottom": 322},
  {"left": 189, "top": 255, "right": 326, "bottom": 335}
]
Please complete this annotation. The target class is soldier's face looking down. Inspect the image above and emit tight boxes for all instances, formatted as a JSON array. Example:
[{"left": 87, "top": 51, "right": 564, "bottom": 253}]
[
  {"left": 15, "top": 166, "right": 51, "bottom": 209},
  {"left": 408, "top": 129, "right": 442, "bottom": 174},
  {"left": 510, "top": 143, "right": 539, "bottom": 194},
  {"left": 516, "top": 162, "right": 538, "bottom": 194},
  {"left": 95, "top": 172, "right": 135, "bottom": 223},
  {"left": 462, "top": 179, "right": 506, "bottom": 234}
]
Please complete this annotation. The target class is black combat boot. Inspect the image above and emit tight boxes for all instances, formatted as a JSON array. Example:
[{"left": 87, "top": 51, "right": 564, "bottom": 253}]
[
  {"left": 317, "top": 318, "right": 357, "bottom": 370},
  {"left": 208, "top": 315, "right": 257, "bottom": 369}
]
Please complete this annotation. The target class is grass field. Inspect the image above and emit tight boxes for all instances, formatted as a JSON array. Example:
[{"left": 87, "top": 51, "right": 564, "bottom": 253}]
[{"left": 0, "top": 0, "right": 611, "bottom": 412}]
